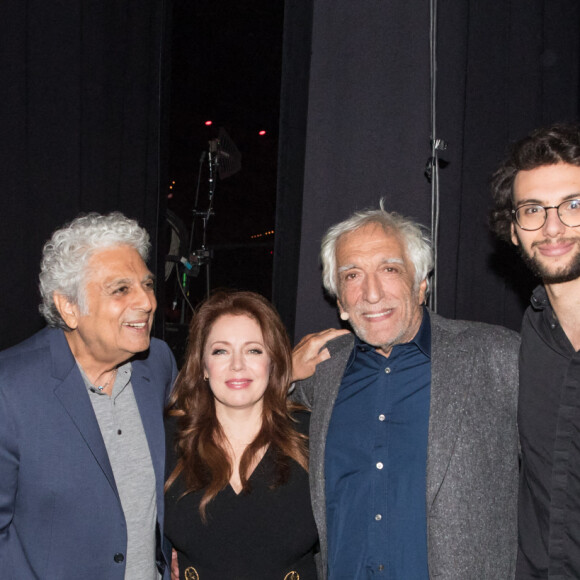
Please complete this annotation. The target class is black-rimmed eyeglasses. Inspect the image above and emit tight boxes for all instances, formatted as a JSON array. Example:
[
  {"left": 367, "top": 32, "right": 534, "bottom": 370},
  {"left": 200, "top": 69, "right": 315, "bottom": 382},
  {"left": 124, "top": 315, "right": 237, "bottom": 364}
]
[{"left": 512, "top": 199, "right": 580, "bottom": 231}]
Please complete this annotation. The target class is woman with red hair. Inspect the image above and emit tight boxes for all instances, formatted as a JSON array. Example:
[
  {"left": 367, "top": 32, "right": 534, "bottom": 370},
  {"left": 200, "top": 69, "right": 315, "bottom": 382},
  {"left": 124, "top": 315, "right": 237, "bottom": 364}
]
[{"left": 165, "top": 291, "right": 318, "bottom": 579}]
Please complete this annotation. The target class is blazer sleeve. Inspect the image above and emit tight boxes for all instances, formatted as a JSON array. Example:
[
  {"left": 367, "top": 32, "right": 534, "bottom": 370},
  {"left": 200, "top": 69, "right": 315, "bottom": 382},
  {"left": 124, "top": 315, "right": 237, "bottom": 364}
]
[
  {"left": 165, "top": 342, "right": 178, "bottom": 402},
  {"left": 0, "top": 383, "right": 18, "bottom": 560},
  {"left": 291, "top": 377, "right": 316, "bottom": 409},
  {"left": 291, "top": 333, "right": 355, "bottom": 409},
  {"left": 150, "top": 338, "right": 178, "bottom": 403}
]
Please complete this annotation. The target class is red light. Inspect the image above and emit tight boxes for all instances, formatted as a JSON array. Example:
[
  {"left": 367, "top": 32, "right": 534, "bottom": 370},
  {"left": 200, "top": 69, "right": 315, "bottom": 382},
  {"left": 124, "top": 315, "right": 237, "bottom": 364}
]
[
  {"left": 205, "top": 120, "right": 213, "bottom": 126},
  {"left": 258, "top": 130, "right": 266, "bottom": 136}
]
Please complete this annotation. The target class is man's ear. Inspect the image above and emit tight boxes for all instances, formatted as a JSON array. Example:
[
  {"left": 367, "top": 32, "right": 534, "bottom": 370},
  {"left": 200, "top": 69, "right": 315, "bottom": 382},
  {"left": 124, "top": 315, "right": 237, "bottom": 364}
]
[
  {"left": 53, "top": 293, "right": 80, "bottom": 330},
  {"left": 418, "top": 279, "right": 428, "bottom": 305},
  {"left": 335, "top": 297, "right": 347, "bottom": 321},
  {"left": 510, "top": 222, "right": 519, "bottom": 246}
]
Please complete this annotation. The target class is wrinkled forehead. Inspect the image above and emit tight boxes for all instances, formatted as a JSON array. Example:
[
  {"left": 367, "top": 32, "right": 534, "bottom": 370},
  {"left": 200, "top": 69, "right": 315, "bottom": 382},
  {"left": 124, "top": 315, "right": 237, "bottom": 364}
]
[
  {"left": 336, "top": 223, "right": 408, "bottom": 263},
  {"left": 84, "top": 245, "right": 151, "bottom": 283}
]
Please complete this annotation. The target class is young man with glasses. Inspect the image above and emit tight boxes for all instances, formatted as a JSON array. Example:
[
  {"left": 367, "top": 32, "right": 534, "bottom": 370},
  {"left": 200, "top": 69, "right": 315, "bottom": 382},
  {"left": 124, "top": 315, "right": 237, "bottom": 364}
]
[{"left": 491, "top": 123, "right": 580, "bottom": 579}]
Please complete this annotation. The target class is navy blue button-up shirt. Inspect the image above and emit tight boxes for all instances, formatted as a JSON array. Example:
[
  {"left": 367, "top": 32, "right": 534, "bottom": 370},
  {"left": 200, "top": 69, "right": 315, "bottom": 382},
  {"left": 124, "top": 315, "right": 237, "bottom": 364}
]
[{"left": 325, "top": 311, "right": 431, "bottom": 579}]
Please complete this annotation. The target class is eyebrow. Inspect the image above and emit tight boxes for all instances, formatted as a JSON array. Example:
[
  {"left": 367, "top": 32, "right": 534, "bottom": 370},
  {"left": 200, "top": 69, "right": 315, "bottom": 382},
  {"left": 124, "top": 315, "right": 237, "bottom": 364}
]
[
  {"left": 337, "top": 257, "right": 404, "bottom": 273},
  {"left": 209, "top": 340, "right": 264, "bottom": 347},
  {"left": 516, "top": 192, "right": 580, "bottom": 207},
  {"left": 103, "top": 273, "right": 155, "bottom": 288}
]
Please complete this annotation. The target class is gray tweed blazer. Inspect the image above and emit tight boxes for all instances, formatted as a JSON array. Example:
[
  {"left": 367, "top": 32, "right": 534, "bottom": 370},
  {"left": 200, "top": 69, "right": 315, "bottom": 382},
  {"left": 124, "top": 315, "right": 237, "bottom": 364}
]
[{"left": 294, "top": 312, "right": 519, "bottom": 580}]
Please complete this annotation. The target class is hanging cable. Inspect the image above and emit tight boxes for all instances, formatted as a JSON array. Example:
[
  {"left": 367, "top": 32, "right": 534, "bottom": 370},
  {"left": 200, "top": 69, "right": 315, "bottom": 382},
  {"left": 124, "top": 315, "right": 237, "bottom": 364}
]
[{"left": 427, "top": 0, "right": 446, "bottom": 312}]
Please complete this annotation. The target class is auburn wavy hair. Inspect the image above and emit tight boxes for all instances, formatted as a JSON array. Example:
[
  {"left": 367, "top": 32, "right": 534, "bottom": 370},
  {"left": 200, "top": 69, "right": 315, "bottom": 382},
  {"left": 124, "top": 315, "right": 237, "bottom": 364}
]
[{"left": 165, "top": 290, "right": 308, "bottom": 521}]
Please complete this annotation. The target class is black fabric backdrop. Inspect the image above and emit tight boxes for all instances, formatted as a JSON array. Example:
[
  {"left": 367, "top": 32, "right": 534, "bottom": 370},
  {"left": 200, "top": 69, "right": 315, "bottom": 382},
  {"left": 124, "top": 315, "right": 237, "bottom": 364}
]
[
  {"left": 0, "top": 0, "right": 170, "bottom": 351},
  {"left": 274, "top": 0, "right": 580, "bottom": 342},
  {"left": 2, "top": 1, "right": 579, "bottom": 350}
]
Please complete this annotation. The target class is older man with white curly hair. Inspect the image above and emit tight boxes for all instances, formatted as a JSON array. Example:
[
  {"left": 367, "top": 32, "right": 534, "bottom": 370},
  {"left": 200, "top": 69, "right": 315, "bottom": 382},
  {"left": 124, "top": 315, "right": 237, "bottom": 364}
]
[
  {"left": 0, "top": 212, "right": 177, "bottom": 580},
  {"left": 292, "top": 202, "right": 520, "bottom": 580}
]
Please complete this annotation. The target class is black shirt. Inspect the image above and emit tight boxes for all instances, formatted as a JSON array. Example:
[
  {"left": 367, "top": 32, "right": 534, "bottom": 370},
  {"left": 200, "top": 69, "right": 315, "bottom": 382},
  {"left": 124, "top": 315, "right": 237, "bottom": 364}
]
[
  {"left": 517, "top": 285, "right": 580, "bottom": 579},
  {"left": 164, "top": 411, "right": 318, "bottom": 580}
]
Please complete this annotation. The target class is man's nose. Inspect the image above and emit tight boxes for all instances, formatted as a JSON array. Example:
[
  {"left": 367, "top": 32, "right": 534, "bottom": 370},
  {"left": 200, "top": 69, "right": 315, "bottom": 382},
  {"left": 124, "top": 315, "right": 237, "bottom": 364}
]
[
  {"left": 362, "top": 273, "right": 382, "bottom": 303},
  {"left": 542, "top": 206, "right": 567, "bottom": 238},
  {"left": 134, "top": 285, "right": 156, "bottom": 312}
]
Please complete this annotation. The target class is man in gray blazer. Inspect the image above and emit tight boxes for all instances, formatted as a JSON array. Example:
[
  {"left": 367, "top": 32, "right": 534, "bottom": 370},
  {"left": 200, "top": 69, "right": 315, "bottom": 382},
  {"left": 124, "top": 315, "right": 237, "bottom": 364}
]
[{"left": 293, "top": 203, "right": 519, "bottom": 579}]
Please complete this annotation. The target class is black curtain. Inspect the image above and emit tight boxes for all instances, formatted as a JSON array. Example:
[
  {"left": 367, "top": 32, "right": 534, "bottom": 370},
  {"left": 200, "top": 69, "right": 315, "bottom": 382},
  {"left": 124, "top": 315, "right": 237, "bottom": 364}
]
[
  {"left": 274, "top": 0, "right": 580, "bottom": 342},
  {"left": 273, "top": 0, "right": 315, "bottom": 341},
  {"left": 0, "top": 0, "right": 171, "bottom": 350}
]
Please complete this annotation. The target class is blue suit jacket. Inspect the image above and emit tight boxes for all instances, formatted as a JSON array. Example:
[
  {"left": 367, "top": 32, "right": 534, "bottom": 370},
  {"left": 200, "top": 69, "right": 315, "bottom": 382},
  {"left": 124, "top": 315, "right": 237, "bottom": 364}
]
[{"left": 0, "top": 327, "right": 177, "bottom": 579}]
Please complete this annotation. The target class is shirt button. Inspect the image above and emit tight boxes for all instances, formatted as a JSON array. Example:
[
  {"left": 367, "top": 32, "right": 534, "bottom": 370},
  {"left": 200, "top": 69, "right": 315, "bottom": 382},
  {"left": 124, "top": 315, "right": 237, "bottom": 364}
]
[
  {"left": 114, "top": 553, "right": 125, "bottom": 563},
  {"left": 384, "top": 367, "right": 391, "bottom": 374},
  {"left": 378, "top": 564, "right": 385, "bottom": 571},
  {"left": 376, "top": 462, "right": 384, "bottom": 470},
  {"left": 375, "top": 514, "right": 382, "bottom": 521},
  {"left": 378, "top": 414, "right": 385, "bottom": 421}
]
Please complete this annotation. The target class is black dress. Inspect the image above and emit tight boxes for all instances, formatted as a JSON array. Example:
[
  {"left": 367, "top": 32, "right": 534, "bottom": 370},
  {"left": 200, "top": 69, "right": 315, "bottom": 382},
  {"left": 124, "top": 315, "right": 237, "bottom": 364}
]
[{"left": 164, "top": 411, "right": 319, "bottom": 580}]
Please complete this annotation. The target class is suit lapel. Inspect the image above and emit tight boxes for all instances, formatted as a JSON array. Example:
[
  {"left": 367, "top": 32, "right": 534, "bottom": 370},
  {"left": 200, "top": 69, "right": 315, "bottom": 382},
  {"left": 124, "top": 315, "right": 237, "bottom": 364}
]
[
  {"left": 307, "top": 333, "right": 354, "bottom": 558},
  {"left": 132, "top": 362, "right": 165, "bottom": 515},
  {"left": 426, "top": 316, "right": 473, "bottom": 508},
  {"left": 50, "top": 330, "right": 118, "bottom": 495},
  {"left": 310, "top": 335, "right": 354, "bottom": 470}
]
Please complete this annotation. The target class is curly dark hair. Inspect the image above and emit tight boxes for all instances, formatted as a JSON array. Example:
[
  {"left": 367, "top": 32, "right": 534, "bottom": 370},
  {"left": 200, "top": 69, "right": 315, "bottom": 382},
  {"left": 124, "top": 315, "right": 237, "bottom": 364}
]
[{"left": 490, "top": 123, "right": 580, "bottom": 242}]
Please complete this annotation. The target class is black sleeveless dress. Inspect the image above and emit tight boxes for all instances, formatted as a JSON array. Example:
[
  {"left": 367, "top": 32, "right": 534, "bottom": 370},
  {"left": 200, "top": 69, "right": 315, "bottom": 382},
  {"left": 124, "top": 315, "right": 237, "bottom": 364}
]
[{"left": 164, "top": 411, "right": 319, "bottom": 580}]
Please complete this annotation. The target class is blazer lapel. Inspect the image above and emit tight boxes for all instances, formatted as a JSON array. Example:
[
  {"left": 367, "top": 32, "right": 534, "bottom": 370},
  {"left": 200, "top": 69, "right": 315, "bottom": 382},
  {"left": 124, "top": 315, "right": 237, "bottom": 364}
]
[
  {"left": 132, "top": 364, "right": 165, "bottom": 513},
  {"left": 50, "top": 330, "right": 118, "bottom": 495},
  {"left": 307, "top": 333, "right": 354, "bottom": 559},
  {"left": 426, "top": 317, "right": 473, "bottom": 508},
  {"left": 310, "top": 334, "right": 355, "bottom": 469}
]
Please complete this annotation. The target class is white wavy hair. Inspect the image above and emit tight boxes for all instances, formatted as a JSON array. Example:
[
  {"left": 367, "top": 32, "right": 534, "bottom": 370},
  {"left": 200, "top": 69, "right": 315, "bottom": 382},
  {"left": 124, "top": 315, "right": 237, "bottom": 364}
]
[
  {"left": 320, "top": 200, "right": 434, "bottom": 298},
  {"left": 39, "top": 212, "right": 151, "bottom": 329}
]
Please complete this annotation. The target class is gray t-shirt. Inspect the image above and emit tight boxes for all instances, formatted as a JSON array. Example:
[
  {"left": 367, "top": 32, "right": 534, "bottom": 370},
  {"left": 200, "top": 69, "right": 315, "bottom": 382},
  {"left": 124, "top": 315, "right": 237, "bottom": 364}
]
[{"left": 81, "top": 363, "right": 160, "bottom": 580}]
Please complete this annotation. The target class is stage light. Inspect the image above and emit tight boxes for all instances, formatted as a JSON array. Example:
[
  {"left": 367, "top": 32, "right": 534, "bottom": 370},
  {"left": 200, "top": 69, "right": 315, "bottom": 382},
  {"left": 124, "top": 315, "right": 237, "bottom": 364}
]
[
  {"left": 258, "top": 130, "right": 266, "bottom": 136},
  {"left": 205, "top": 120, "right": 213, "bottom": 126}
]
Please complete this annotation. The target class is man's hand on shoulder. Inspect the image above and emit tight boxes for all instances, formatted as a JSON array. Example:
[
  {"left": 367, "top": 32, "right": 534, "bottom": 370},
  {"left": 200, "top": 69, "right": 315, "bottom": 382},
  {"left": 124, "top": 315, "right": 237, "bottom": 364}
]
[{"left": 292, "top": 328, "right": 351, "bottom": 382}]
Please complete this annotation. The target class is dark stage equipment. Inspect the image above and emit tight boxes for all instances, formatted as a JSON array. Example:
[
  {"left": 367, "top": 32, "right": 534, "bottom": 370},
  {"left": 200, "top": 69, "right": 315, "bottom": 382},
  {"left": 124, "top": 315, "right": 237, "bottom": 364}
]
[{"left": 163, "top": 128, "right": 241, "bottom": 363}]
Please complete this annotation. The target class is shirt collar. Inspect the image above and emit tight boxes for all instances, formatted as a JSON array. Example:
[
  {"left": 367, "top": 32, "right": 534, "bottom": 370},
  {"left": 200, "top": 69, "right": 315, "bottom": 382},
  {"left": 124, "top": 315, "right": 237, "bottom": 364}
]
[
  {"left": 78, "top": 361, "right": 133, "bottom": 396},
  {"left": 530, "top": 284, "right": 551, "bottom": 311},
  {"left": 529, "top": 284, "right": 562, "bottom": 332},
  {"left": 352, "top": 306, "right": 431, "bottom": 358}
]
